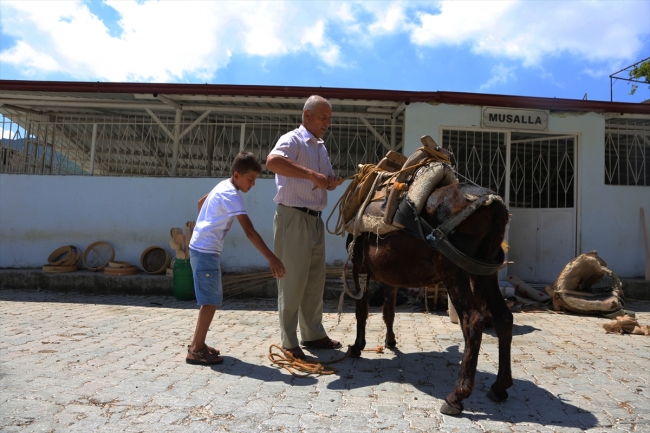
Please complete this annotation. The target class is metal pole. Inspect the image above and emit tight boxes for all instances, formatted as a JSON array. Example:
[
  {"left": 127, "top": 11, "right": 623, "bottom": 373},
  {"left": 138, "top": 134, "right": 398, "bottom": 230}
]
[
  {"left": 46, "top": 122, "right": 56, "bottom": 173},
  {"left": 38, "top": 124, "right": 50, "bottom": 174},
  {"left": 390, "top": 117, "right": 396, "bottom": 151},
  {"left": 22, "top": 118, "right": 32, "bottom": 173},
  {"left": 89, "top": 123, "right": 98, "bottom": 175},
  {"left": 502, "top": 132, "right": 512, "bottom": 281},
  {"left": 206, "top": 125, "right": 215, "bottom": 177},
  {"left": 239, "top": 123, "right": 246, "bottom": 152},
  {"left": 171, "top": 109, "right": 181, "bottom": 176}
]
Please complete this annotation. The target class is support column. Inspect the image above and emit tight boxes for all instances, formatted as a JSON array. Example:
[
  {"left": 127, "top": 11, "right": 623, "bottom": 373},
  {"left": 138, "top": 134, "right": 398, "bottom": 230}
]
[
  {"left": 38, "top": 124, "right": 50, "bottom": 174},
  {"left": 89, "top": 123, "right": 98, "bottom": 176},
  {"left": 390, "top": 117, "right": 396, "bottom": 151},
  {"left": 22, "top": 118, "right": 32, "bottom": 173},
  {"left": 206, "top": 125, "right": 215, "bottom": 177},
  {"left": 171, "top": 109, "right": 181, "bottom": 176},
  {"left": 239, "top": 123, "right": 246, "bottom": 152}
]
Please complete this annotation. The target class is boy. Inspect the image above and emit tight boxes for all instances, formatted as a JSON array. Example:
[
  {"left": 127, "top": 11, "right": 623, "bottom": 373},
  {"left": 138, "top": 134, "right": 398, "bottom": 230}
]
[{"left": 186, "top": 151, "right": 285, "bottom": 365}]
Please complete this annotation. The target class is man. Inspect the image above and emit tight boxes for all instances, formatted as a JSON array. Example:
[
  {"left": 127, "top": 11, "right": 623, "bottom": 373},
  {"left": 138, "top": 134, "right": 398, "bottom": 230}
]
[{"left": 266, "top": 95, "right": 345, "bottom": 360}]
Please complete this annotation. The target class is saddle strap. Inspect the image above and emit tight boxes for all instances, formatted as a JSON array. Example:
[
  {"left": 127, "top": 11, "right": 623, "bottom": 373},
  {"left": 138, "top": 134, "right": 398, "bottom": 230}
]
[
  {"left": 394, "top": 196, "right": 504, "bottom": 275},
  {"left": 437, "top": 192, "right": 496, "bottom": 237}
]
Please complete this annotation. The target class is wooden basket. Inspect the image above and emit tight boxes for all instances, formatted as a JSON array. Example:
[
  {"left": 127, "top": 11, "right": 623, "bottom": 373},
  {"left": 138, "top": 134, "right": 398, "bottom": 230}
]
[
  {"left": 82, "top": 241, "right": 115, "bottom": 271},
  {"left": 47, "top": 246, "right": 73, "bottom": 266}
]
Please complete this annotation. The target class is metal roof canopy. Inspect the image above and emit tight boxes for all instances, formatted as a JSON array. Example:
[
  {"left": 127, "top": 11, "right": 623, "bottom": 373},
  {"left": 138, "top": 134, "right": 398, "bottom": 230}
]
[
  {"left": 1, "top": 79, "right": 649, "bottom": 115},
  {"left": 1, "top": 80, "right": 648, "bottom": 179}
]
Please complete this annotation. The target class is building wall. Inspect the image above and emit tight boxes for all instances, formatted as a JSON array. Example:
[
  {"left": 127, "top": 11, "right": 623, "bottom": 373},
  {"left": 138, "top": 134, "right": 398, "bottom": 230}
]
[
  {"left": 0, "top": 175, "right": 350, "bottom": 270},
  {"left": 404, "top": 103, "right": 650, "bottom": 278}
]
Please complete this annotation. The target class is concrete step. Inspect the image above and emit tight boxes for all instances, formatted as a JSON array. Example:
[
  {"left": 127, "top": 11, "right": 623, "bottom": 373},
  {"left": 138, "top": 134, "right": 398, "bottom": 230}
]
[{"left": 1, "top": 269, "right": 649, "bottom": 300}]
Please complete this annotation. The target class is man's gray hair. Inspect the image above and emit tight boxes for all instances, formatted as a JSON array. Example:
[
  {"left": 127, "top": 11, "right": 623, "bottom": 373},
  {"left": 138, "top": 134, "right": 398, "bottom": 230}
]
[{"left": 302, "top": 95, "right": 331, "bottom": 123}]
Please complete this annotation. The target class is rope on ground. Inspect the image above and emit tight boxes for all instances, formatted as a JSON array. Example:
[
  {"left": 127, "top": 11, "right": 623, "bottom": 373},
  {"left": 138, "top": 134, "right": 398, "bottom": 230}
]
[{"left": 267, "top": 344, "right": 385, "bottom": 377}]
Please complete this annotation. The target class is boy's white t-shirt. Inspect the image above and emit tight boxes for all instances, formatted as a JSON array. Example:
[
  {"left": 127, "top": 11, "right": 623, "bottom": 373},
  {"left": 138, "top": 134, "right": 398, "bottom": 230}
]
[{"left": 189, "top": 179, "right": 246, "bottom": 254}]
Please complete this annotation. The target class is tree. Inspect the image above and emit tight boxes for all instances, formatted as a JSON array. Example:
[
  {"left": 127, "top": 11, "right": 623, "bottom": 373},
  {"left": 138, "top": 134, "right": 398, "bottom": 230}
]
[{"left": 629, "top": 59, "right": 650, "bottom": 95}]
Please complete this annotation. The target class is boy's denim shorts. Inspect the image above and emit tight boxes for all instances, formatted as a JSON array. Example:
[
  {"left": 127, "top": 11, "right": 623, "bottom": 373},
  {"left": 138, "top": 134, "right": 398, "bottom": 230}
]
[{"left": 189, "top": 248, "right": 223, "bottom": 307}]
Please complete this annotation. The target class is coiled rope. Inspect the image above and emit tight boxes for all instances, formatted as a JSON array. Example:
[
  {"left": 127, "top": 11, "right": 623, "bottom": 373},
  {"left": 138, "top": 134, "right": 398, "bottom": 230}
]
[{"left": 267, "top": 344, "right": 385, "bottom": 377}]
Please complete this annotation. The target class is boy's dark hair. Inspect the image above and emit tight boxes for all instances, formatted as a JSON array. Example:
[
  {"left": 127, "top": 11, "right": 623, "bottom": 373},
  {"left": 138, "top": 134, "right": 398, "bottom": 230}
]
[{"left": 231, "top": 151, "right": 262, "bottom": 175}]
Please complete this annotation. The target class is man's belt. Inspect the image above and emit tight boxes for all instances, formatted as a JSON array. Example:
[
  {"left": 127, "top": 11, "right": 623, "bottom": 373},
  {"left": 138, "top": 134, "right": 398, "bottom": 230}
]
[{"left": 291, "top": 206, "right": 322, "bottom": 217}]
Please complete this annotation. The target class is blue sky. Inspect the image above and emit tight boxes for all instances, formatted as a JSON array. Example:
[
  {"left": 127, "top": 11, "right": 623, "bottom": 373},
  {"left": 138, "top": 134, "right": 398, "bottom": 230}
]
[{"left": 1, "top": 0, "right": 649, "bottom": 103}]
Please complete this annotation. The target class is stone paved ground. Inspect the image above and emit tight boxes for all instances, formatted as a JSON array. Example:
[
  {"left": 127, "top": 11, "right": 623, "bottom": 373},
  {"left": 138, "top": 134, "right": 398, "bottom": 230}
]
[{"left": 1, "top": 288, "right": 649, "bottom": 433}]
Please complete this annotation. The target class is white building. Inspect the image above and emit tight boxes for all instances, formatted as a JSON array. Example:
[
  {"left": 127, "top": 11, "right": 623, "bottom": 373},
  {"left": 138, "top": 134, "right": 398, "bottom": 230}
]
[{"left": 1, "top": 81, "right": 648, "bottom": 283}]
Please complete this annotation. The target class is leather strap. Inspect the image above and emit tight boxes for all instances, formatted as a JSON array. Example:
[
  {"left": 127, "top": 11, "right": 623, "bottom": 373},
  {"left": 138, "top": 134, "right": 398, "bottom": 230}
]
[
  {"left": 291, "top": 206, "right": 322, "bottom": 218},
  {"left": 393, "top": 196, "right": 504, "bottom": 275}
]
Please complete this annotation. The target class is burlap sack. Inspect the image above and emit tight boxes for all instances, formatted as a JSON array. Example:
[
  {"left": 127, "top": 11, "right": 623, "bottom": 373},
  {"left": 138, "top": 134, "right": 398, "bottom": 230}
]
[
  {"left": 602, "top": 315, "right": 649, "bottom": 335},
  {"left": 546, "top": 251, "right": 625, "bottom": 315}
]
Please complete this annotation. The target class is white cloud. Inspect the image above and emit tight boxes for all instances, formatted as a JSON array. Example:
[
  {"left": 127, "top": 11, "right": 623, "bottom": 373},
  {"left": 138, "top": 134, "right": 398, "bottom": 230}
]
[
  {"left": 0, "top": 0, "right": 647, "bottom": 82},
  {"left": 479, "top": 64, "right": 517, "bottom": 91},
  {"left": 367, "top": 3, "right": 408, "bottom": 35},
  {"left": 2, "top": 41, "right": 61, "bottom": 74},
  {"left": 0, "top": 0, "right": 344, "bottom": 81},
  {"left": 409, "top": 0, "right": 649, "bottom": 67}
]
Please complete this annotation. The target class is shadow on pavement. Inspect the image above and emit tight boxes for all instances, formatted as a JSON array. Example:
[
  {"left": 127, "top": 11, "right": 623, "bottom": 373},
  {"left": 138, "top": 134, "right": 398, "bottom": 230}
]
[
  {"left": 212, "top": 357, "right": 319, "bottom": 386},
  {"left": 320, "top": 345, "right": 599, "bottom": 428},
  {"left": 484, "top": 323, "right": 540, "bottom": 337}
]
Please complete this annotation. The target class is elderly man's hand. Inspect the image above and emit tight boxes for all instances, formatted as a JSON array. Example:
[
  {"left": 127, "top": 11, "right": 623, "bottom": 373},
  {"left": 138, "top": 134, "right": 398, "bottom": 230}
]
[
  {"left": 310, "top": 171, "right": 329, "bottom": 189},
  {"left": 326, "top": 176, "right": 344, "bottom": 190}
]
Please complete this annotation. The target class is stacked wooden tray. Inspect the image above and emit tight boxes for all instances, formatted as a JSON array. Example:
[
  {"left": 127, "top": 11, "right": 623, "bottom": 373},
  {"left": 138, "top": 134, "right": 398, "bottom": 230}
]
[
  {"left": 104, "top": 260, "right": 138, "bottom": 276},
  {"left": 43, "top": 245, "right": 82, "bottom": 273}
]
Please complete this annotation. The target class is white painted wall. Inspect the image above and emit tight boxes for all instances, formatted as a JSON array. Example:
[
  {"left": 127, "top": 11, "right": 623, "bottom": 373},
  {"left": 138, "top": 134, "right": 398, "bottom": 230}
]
[
  {"left": 404, "top": 103, "right": 650, "bottom": 278},
  {"left": 3, "top": 103, "right": 648, "bottom": 279},
  {"left": 0, "top": 175, "right": 350, "bottom": 270}
]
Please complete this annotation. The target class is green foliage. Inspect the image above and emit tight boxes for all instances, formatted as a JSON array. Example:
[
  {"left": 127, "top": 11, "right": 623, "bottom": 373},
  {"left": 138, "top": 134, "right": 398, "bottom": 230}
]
[{"left": 629, "top": 60, "right": 650, "bottom": 95}]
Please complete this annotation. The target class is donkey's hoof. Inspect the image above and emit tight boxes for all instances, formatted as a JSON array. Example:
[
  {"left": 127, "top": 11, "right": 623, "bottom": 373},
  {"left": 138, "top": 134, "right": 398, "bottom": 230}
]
[
  {"left": 349, "top": 346, "right": 362, "bottom": 358},
  {"left": 440, "top": 401, "right": 463, "bottom": 416},
  {"left": 487, "top": 388, "right": 509, "bottom": 402},
  {"left": 385, "top": 339, "right": 397, "bottom": 347}
]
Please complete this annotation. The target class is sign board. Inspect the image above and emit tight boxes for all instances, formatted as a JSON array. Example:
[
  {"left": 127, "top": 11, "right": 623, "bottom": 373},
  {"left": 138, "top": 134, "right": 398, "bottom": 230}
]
[{"left": 482, "top": 107, "right": 548, "bottom": 131}]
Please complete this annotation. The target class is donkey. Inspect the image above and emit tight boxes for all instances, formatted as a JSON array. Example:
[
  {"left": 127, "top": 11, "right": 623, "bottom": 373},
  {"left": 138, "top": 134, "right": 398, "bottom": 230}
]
[{"left": 348, "top": 182, "right": 513, "bottom": 415}]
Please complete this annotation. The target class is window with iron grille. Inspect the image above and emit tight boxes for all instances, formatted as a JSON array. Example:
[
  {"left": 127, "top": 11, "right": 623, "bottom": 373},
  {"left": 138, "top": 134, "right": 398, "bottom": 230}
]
[
  {"left": 605, "top": 118, "right": 650, "bottom": 186},
  {"left": 509, "top": 132, "right": 575, "bottom": 209},
  {"left": 442, "top": 129, "right": 507, "bottom": 198},
  {"left": 442, "top": 129, "right": 576, "bottom": 208},
  {"left": 0, "top": 113, "right": 399, "bottom": 178}
]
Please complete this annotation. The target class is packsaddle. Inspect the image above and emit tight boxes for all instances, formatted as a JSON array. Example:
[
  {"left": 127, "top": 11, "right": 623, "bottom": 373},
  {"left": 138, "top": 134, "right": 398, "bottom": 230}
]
[{"left": 328, "top": 135, "right": 458, "bottom": 238}]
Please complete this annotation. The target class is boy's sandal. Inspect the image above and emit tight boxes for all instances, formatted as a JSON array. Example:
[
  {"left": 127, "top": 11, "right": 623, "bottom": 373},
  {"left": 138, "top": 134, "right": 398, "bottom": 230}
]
[
  {"left": 301, "top": 337, "right": 342, "bottom": 349},
  {"left": 186, "top": 345, "right": 223, "bottom": 365},
  {"left": 186, "top": 344, "right": 220, "bottom": 355},
  {"left": 205, "top": 345, "right": 220, "bottom": 356}
]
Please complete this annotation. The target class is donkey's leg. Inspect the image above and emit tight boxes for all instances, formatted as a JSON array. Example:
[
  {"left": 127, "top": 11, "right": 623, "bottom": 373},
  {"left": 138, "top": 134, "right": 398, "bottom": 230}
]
[
  {"left": 481, "top": 274, "right": 513, "bottom": 402},
  {"left": 440, "top": 272, "right": 485, "bottom": 416},
  {"left": 350, "top": 262, "right": 370, "bottom": 358},
  {"left": 381, "top": 284, "right": 397, "bottom": 347}
]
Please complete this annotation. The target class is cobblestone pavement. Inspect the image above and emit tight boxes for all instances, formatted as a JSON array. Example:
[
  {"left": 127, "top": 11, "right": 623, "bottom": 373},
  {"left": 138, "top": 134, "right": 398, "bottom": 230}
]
[{"left": 1, "top": 288, "right": 649, "bottom": 433}]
